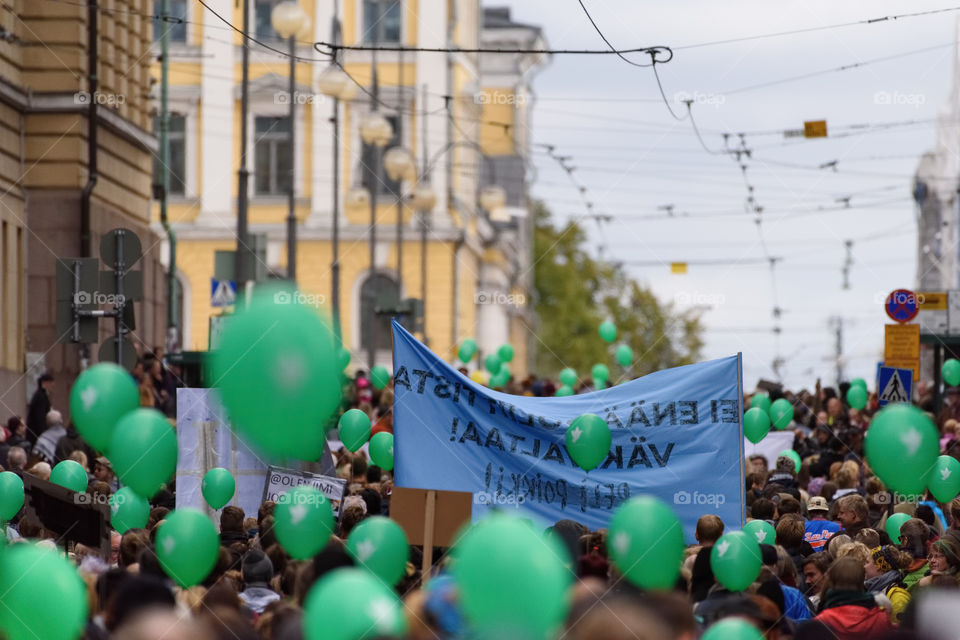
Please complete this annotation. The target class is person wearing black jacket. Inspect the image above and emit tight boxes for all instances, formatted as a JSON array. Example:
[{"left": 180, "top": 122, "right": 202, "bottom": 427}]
[{"left": 25, "top": 373, "right": 53, "bottom": 446}]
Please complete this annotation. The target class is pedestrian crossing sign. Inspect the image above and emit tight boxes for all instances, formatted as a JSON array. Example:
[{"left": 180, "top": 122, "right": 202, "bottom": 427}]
[
  {"left": 877, "top": 366, "right": 912, "bottom": 407},
  {"left": 210, "top": 278, "right": 236, "bottom": 307}
]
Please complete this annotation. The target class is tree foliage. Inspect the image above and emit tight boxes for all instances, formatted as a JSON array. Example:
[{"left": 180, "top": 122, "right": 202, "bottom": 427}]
[{"left": 531, "top": 201, "right": 704, "bottom": 381}]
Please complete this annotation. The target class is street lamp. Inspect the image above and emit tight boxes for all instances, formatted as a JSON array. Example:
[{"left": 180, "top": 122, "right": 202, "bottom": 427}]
[
  {"left": 271, "top": 0, "right": 307, "bottom": 282},
  {"left": 317, "top": 51, "right": 356, "bottom": 347},
  {"left": 384, "top": 146, "right": 416, "bottom": 294},
  {"left": 411, "top": 181, "right": 436, "bottom": 341},
  {"left": 359, "top": 106, "right": 393, "bottom": 370}
]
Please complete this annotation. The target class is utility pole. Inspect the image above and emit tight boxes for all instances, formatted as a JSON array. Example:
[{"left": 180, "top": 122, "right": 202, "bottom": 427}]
[
  {"left": 235, "top": 0, "right": 252, "bottom": 290},
  {"left": 330, "top": 12, "right": 342, "bottom": 344},
  {"left": 829, "top": 316, "right": 844, "bottom": 387},
  {"left": 420, "top": 83, "right": 428, "bottom": 346},
  {"left": 159, "top": 0, "right": 178, "bottom": 349}
]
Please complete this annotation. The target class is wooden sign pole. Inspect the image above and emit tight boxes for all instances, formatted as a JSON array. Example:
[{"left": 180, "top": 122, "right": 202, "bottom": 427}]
[{"left": 421, "top": 489, "right": 437, "bottom": 578}]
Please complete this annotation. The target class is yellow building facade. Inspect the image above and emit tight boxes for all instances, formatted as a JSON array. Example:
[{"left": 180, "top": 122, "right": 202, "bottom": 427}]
[
  {"left": 154, "top": 1, "right": 546, "bottom": 377},
  {"left": 0, "top": 1, "right": 166, "bottom": 415}
]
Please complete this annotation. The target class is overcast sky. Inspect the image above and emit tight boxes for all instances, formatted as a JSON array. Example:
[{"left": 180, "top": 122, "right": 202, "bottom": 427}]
[{"left": 492, "top": 0, "right": 960, "bottom": 391}]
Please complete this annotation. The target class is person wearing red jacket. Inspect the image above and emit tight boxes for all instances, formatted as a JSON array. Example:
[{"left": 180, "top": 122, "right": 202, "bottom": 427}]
[{"left": 799, "top": 557, "right": 892, "bottom": 639}]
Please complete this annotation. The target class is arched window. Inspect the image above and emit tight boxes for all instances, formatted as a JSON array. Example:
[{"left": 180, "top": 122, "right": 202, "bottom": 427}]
[{"left": 360, "top": 273, "right": 399, "bottom": 353}]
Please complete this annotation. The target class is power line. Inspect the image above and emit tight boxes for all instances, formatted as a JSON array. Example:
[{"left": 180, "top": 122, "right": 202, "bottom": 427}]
[{"left": 315, "top": 41, "right": 672, "bottom": 58}]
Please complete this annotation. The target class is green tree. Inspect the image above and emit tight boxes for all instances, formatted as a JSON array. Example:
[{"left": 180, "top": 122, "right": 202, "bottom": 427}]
[{"left": 532, "top": 201, "right": 703, "bottom": 382}]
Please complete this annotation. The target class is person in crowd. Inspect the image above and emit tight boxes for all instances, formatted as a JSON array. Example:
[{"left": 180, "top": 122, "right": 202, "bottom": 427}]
[
  {"left": 689, "top": 514, "right": 724, "bottom": 603},
  {"left": 55, "top": 421, "right": 95, "bottom": 465},
  {"left": 6, "top": 446, "right": 26, "bottom": 477},
  {"left": 5, "top": 416, "right": 29, "bottom": 453},
  {"left": 801, "top": 552, "right": 831, "bottom": 609},
  {"left": 27, "top": 461, "right": 50, "bottom": 480},
  {"left": 93, "top": 456, "right": 119, "bottom": 492},
  {"left": 776, "top": 513, "right": 813, "bottom": 587},
  {"left": 765, "top": 544, "right": 812, "bottom": 622},
  {"left": 25, "top": 373, "right": 53, "bottom": 446},
  {"left": 220, "top": 506, "right": 248, "bottom": 562},
  {"left": 803, "top": 496, "right": 841, "bottom": 552},
  {"left": 830, "top": 495, "right": 890, "bottom": 547},
  {"left": 916, "top": 533, "right": 960, "bottom": 588},
  {"left": 864, "top": 544, "right": 911, "bottom": 623},
  {"left": 800, "top": 557, "right": 892, "bottom": 638},
  {"left": 898, "top": 518, "right": 932, "bottom": 592},
  {"left": 33, "top": 409, "right": 66, "bottom": 465},
  {"left": 766, "top": 456, "right": 800, "bottom": 499},
  {"left": 750, "top": 497, "right": 775, "bottom": 522},
  {"left": 238, "top": 549, "right": 281, "bottom": 616},
  {"left": 832, "top": 462, "right": 860, "bottom": 501}
]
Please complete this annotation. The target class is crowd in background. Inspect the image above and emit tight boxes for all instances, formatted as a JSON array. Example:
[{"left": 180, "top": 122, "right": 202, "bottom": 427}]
[{"left": 3, "top": 368, "right": 960, "bottom": 639}]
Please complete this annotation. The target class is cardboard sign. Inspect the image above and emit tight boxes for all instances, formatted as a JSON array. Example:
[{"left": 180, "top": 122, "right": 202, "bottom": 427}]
[
  {"left": 262, "top": 466, "right": 348, "bottom": 516},
  {"left": 390, "top": 487, "right": 472, "bottom": 548}
]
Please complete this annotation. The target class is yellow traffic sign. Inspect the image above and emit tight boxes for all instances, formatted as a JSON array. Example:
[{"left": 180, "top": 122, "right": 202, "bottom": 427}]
[
  {"left": 670, "top": 262, "right": 687, "bottom": 274},
  {"left": 804, "top": 120, "right": 827, "bottom": 138},
  {"left": 884, "top": 323, "right": 919, "bottom": 380}
]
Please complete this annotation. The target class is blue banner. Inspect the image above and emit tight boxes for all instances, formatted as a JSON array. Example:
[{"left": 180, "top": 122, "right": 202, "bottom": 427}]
[{"left": 392, "top": 322, "right": 745, "bottom": 541}]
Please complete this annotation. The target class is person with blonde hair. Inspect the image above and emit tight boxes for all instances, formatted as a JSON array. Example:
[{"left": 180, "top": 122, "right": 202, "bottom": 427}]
[{"left": 27, "top": 461, "right": 51, "bottom": 481}]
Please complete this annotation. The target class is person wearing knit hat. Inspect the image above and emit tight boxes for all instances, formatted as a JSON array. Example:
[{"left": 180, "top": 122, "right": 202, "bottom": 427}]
[
  {"left": 239, "top": 549, "right": 280, "bottom": 615},
  {"left": 865, "top": 545, "right": 912, "bottom": 623}
]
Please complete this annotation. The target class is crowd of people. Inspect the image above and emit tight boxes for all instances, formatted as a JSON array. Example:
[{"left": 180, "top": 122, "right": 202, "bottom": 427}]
[{"left": 2, "top": 369, "right": 960, "bottom": 640}]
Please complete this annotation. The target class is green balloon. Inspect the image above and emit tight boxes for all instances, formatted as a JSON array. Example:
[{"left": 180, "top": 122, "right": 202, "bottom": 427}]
[
  {"left": 851, "top": 378, "right": 868, "bottom": 391},
  {"left": 742, "top": 519, "right": 776, "bottom": 546},
  {"left": 202, "top": 467, "right": 236, "bottom": 510},
  {"left": 779, "top": 449, "right": 801, "bottom": 473},
  {"left": 491, "top": 366, "right": 511, "bottom": 388},
  {"left": 750, "top": 393, "right": 771, "bottom": 413},
  {"left": 369, "top": 432, "right": 394, "bottom": 471},
  {"left": 110, "top": 486, "right": 150, "bottom": 534},
  {"left": 458, "top": 338, "right": 478, "bottom": 363},
  {"left": 275, "top": 486, "right": 334, "bottom": 560},
  {"left": 615, "top": 344, "right": 633, "bottom": 367},
  {"left": 929, "top": 455, "right": 960, "bottom": 503},
  {"left": 69, "top": 362, "right": 139, "bottom": 452},
  {"left": 865, "top": 404, "right": 939, "bottom": 495},
  {"left": 156, "top": 508, "right": 220, "bottom": 587},
  {"left": 847, "top": 385, "right": 868, "bottom": 410},
  {"left": 769, "top": 398, "right": 794, "bottom": 429},
  {"left": 885, "top": 512, "right": 912, "bottom": 545},
  {"left": 944, "top": 359, "right": 960, "bottom": 387},
  {"left": 50, "top": 460, "right": 88, "bottom": 493},
  {"left": 710, "top": 531, "right": 762, "bottom": 591},
  {"left": 608, "top": 496, "right": 684, "bottom": 590},
  {"left": 339, "top": 409, "right": 371, "bottom": 452},
  {"left": 454, "top": 514, "right": 571, "bottom": 639},
  {"left": 371, "top": 365, "right": 391, "bottom": 390},
  {"left": 211, "top": 285, "right": 341, "bottom": 461},
  {"left": 346, "top": 516, "right": 409, "bottom": 586},
  {"left": 565, "top": 414, "right": 611, "bottom": 471},
  {"left": 304, "top": 568, "right": 408, "bottom": 640},
  {"left": 743, "top": 408, "right": 771, "bottom": 444},
  {"left": 591, "top": 363, "right": 609, "bottom": 381},
  {"left": 0, "top": 471, "right": 24, "bottom": 521},
  {"left": 555, "top": 385, "right": 574, "bottom": 397},
  {"left": 497, "top": 344, "right": 515, "bottom": 363},
  {"left": 109, "top": 408, "right": 177, "bottom": 499},
  {"left": 338, "top": 347, "right": 351, "bottom": 370},
  {"left": 598, "top": 320, "right": 617, "bottom": 343},
  {"left": 702, "top": 618, "right": 765, "bottom": 640},
  {"left": 484, "top": 354, "right": 502, "bottom": 375},
  {"left": 559, "top": 368, "right": 577, "bottom": 387},
  {"left": 593, "top": 377, "right": 608, "bottom": 390},
  {"left": 0, "top": 543, "right": 88, "bottom": 640}
]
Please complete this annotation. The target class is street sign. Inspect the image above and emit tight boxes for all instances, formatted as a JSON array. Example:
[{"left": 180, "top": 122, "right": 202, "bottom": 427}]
[
  {"left": 884, "top": 323, "right": 920, "bottom": 381},
  {"left": 804, "top": 120, "right": 827, "bottom": 138},
  {"left": 877, "top": 366, "right": 913, "bottom": 406},
  {"left": 885, "top": 289, "right": 920, "bottom": 324},
  {"left": 211, "top": 279, "right": 237, "bottom": 307},
  {"left": 670, "top": 262, "right": 687, "bottom": 274},
  {"left": 99, "top": 228, "right": 142, "bottom": 269},
  {"left": 918, "top": 291, "right": 948, "bottom": 334}
]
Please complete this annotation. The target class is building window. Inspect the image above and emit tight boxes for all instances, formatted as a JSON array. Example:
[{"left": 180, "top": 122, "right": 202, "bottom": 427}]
[
  {"left": 254, "top": 116, "right": 292, "bottom": 195},
  {"left": 255, "top": 0, "right": 282, "bottom": 40},
  {"left": 362, "top": 0, "right": 401, "bottom": 44},
  {"left": 360, "top": 273, "right": 399, "bottom": 352},
  {"left": 361, "top": 114, "right": 401, "bottom": 197},
  {"left": 154, "top": 0, "right": 188, "bottom": 43},
  {"left": 152, "top": 114, "right": 187, "bottom": 197}
]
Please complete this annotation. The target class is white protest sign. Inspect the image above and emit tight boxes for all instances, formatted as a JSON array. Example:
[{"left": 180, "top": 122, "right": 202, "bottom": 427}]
[
  {"left": 744, "top": 431, "right": 795, "bottom": 469},
  {"left": 263, "top": 466, "right": 348, "bottom": 516}
]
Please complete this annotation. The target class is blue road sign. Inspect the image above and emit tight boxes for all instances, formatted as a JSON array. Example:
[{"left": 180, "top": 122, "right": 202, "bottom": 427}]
[
  {"left": 211, "top": 278, "right": 236, "bottom": 307},
  {"left": 877, "top": 366, "right": 912, "bottom": 406},
  {"left": 885, "top": 289, "right": 919, "bottom": 323}
]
